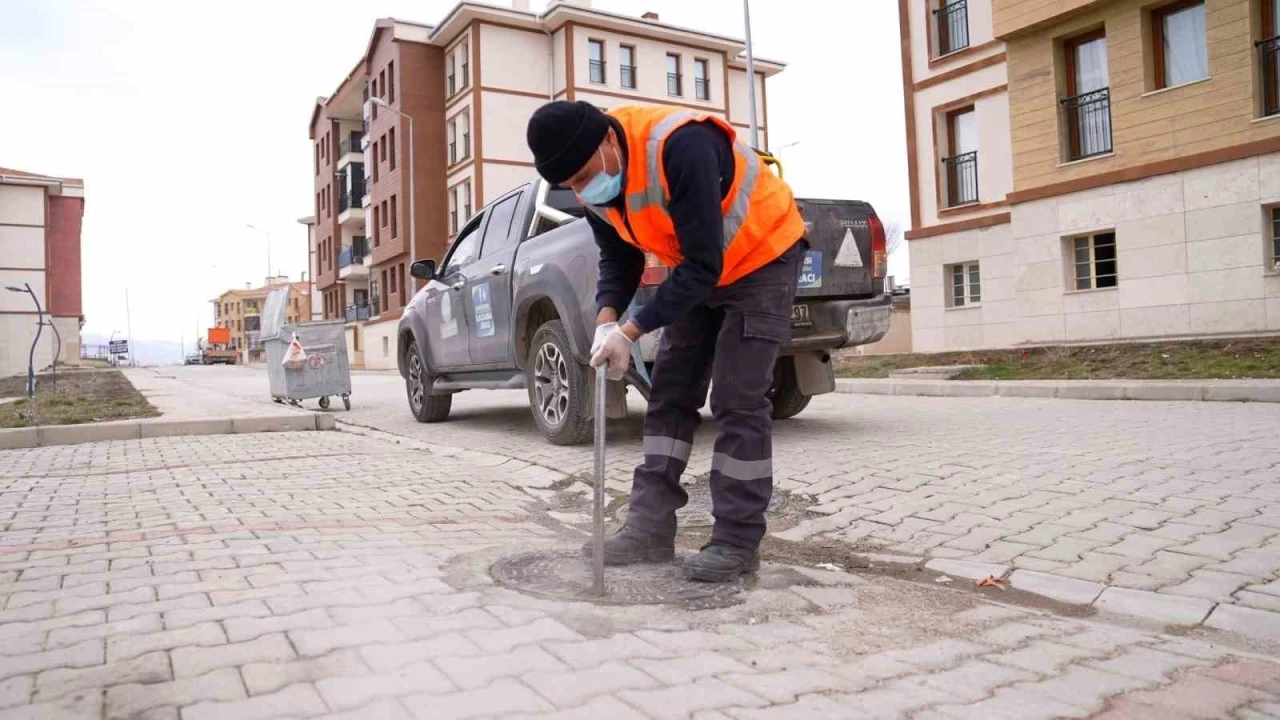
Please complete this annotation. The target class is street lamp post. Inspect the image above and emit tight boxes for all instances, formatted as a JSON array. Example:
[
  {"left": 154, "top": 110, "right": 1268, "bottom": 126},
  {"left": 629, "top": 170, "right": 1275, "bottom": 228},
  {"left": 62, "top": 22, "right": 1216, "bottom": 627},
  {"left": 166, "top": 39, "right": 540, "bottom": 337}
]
[
  {"left": 743, "top": 0, "right": 760, "bottom": 150},
  {"left": 371, "top": 98, "right": 415, "bottom": 261},
  {"left": 5, "top": 283, "right": 43, "bottom": 398}
]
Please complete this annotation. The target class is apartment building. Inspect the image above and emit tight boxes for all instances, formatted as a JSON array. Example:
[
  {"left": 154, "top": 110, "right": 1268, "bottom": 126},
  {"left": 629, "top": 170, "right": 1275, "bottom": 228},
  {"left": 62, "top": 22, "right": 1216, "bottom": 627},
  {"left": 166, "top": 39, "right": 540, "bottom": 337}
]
[
  {"left": 307, "top": 0, "right": 782, "bottom": 369},
  {"left": 0, "top": 166, "right": 84, "bottom": 378},
  {"left": 902, "top": 0, "right": 1280, "bottom": 351},
  {"left": 212, "top": 278, "right": 312, "bottom": 363}
]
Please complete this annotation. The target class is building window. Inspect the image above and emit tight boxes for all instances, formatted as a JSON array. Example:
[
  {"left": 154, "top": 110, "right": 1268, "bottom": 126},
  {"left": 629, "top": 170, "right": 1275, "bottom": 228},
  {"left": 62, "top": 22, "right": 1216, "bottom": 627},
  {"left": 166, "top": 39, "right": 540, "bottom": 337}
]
[
  {"left": 667, "top": 54, "right": 682, "bottom": 96},
  {"left": 589, "top": 39, "right": 606, "bottom": 84},
  {"left": 399, "top": 263, "right": 406, "bottom": 297},
  {"left": 447, "top": 55, "right": 456, "bottom": 96},
  {"left": 460, "top": 42, "right": 470, "bottom": 88},
  {"left": 390, "top": 265, "right": 398, "bottom": 295},
  {"left": 380, "top": 135, "right": 388, "bottom": 164},
  {"left": 1152, "top": 1, "right": 1207, "bottom": 89},
  {"left": 1069, "top": 231, "right": 1118, "bottom": 290},
  {"left": 1062, "top": 29, "right": 1112, "bottom": 161},
  {"left": 372, "top": 206, "right": 380, "bottom": 247},
  {"left": 381, "top": 200, "right": 388, "bottom": 229},
  {"left": 389, "top": 128, "right": 396, "bottom": 171},
  {"left": 462, "top": 181, "right": 472, "bottom": 219},
  {"left": 371, "top": 140, "right": 379, "bottom": 183},
  {"left": 449, "top": 186, "right": 459, "bottom": 235},
  {"left": 1262, "top": 0, "right": 1280, "bottom": 117},
  {"left": 448, "top": 121, "right": 457, "bottom": 165},
  {"left": 620, "top": 45, "right": 637, "bottom": 89},
  {"left": 381, "top": 270, "right": 389, "bottom": 311},
  {"left": 942, "top": 106, "right": 978, "bottom": 207},
  {"left": 379, "top": 69, "right": 387, "bottom": 99},
  {"left": 388, "top": 61, "right": 395, "bottom": 104},
  {"left": 1269, "top": 206, "right": 1280, "bottom": 270},
  {"left": 947, "top": 262, "right": 981, "bottom": 307},
  {"left": 461, "top": 112, "right": 471, "bottom": 160},
  {"left": 390, "top": 195, "right": 398, "bottom": 240},
  {"left": 694, "top": 59, "right": 710, "bottom": 100},
  {"left": 934, "top": 0, "right": 970, "bottom": 56}
]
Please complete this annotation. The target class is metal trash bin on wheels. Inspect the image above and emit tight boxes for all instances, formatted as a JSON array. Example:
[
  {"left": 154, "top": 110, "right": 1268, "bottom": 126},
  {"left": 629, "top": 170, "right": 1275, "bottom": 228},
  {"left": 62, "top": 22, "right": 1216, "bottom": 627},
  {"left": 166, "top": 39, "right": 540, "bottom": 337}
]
[{"left": 261, "top": 286, "right": 352, "bottom": 410}]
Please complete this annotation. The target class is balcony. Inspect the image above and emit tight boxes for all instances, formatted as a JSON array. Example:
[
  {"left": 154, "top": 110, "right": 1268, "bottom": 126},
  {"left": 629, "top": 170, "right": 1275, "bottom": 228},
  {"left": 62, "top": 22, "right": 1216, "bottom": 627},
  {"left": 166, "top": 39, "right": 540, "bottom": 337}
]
[
  {"left": 695, "top": 78, "right": 709, "bottom": 101},
  {"left": 590, "top": 59, "right": 606, "bottom": 84},
  {"left": 1061, "top": 87, "right": 1112, "bottom": 161},
  {"left": 934, "top": 0, "right": 970, "bottom": 56},
  {"left": 338, "top": 237, "right": 369, "bottom": 280},
  {"left": 344, "top": 305, "right": 372, "bottom": 323},
  {"left": 941, "top": 151, "right": 978, "bottom": 207},
  {"left": 338, "top": 132, "right": 364, "bottom": 166},
  {"left": 1260, "top": 36, "right": 1280, "bottom": 118},
  {"left": 621, "top": 65, "right": 636, "bottom": 89},
  {"left": 667, "top": 72, "right": 683, "bottom": 96},
  {"left": 338, "top": 175, "right": 366, "bottom": 226}
]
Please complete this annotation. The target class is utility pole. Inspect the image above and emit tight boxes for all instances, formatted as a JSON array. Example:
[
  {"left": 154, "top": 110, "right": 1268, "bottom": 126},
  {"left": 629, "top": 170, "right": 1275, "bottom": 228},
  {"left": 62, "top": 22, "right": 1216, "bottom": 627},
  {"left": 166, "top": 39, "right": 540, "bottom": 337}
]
[
  {"left": 743, "top": 0, "right": 760, "bottom": 150},
  {"left": 125, "top": 288, "right": 135, "bottom": 368}
]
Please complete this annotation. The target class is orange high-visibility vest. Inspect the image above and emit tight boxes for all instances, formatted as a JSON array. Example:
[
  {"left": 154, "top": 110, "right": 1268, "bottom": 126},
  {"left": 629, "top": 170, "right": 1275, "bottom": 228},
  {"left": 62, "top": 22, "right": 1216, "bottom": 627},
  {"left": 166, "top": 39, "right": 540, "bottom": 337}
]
[{"left": 584, "top": 106, "right": 805, "bottom": 287}]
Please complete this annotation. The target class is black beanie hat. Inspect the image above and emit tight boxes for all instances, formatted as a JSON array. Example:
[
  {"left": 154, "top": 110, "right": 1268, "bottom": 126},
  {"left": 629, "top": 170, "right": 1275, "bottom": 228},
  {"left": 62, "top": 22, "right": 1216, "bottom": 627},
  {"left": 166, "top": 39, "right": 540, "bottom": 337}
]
[{"left": 526, "top": 101, "right": 609, "bottom": 185}]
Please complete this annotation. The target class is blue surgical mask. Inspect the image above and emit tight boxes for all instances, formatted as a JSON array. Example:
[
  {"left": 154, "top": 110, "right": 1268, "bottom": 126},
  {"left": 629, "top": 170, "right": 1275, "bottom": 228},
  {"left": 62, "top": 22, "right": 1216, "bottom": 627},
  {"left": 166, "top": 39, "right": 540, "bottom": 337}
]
[{"left": 579, "top": 147, "right": 622, "bottom": 205}]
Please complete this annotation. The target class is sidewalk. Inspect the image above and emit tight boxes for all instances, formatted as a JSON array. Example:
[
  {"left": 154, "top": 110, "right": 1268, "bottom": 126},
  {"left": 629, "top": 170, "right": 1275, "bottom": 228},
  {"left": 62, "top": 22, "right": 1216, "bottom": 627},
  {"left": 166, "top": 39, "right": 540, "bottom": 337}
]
[
  {"left": 2, "top": 430, "right": 1280, "bottom": 719},
  {"left": 836, "top": 377, "right": 1280, "bottom": 403}
]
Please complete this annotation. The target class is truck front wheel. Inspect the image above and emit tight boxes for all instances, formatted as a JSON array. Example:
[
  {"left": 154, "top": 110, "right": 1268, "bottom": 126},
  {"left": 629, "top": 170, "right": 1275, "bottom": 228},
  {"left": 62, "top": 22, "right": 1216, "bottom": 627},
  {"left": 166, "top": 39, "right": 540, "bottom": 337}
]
[
  {"left": 526, "top": 320, "right": 592, "bottom": 446},
  {"left": 769, "top": 356, "right": 812, "bottom": 420},
  {"left": 406, "top": 343, "right": 451, "bottom": 423}
]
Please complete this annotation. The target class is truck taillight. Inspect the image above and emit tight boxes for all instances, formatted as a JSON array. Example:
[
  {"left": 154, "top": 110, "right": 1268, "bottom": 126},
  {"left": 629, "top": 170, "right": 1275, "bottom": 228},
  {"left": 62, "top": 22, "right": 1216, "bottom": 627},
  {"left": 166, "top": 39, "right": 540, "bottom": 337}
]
[
  {"left": 868, "top": 214, "right": 888, "bottom": 279},
  {"left": 640, "top": 252, "right": 668, "bottom": 286}
]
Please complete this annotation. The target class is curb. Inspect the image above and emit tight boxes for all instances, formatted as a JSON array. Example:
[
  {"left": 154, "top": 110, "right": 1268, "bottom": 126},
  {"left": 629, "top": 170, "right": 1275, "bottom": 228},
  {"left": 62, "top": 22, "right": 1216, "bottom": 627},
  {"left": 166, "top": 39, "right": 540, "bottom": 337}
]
[
  {"left": 0, "top": 412, "right": 337, "bottom": 450},
  {"left": 920, "top": 559, "right": 1280, "bottom": 644},
  {"left": 836, "top": 378, "right": 1280, "bottom": 403}
]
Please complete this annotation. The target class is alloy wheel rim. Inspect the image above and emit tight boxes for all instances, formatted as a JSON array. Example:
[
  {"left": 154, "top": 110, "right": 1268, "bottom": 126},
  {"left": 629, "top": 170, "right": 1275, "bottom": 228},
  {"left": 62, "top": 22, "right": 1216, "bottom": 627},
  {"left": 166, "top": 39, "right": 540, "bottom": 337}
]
[{"left": 533, "top": 342, "right": 570, "bottom": 427}]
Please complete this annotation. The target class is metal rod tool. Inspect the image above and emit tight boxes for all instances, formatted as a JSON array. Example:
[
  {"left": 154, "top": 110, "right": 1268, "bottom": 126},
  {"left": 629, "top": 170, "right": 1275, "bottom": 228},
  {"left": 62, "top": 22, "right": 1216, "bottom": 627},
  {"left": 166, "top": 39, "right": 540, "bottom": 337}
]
[{"left": 592, "top": 364, "right": 607, "bottom": 596}]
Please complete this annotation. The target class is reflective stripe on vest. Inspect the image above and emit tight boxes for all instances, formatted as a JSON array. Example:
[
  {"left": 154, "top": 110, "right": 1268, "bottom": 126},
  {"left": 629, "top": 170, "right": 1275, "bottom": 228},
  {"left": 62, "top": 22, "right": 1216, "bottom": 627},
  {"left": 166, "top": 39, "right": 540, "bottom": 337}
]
[{"left": 614, "top": 111, "right": 763, "bottom": 251}]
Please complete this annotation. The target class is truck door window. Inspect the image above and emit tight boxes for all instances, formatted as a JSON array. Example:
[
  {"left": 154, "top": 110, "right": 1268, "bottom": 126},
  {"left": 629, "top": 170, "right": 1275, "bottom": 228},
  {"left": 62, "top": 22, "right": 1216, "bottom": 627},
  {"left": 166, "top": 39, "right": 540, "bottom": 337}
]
[
  {"left": 442, "top": 215, "right": 484, "bottom": 277},
  {"left": 479, "top": 194, "right": 520, "bottom": 258}
]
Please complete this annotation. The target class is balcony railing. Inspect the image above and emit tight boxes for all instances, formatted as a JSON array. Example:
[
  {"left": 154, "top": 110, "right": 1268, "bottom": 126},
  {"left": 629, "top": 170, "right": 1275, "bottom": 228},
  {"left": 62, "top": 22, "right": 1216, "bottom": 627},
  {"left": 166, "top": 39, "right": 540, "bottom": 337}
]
[
  {"left": 1259, "top": 36, "right": 1280, "bottom": 117},
  {"left": 339, "top": 178, "right": 365, "bottom": 212},
  {"left": 934, "top": 0, "right": 970, "bottom": 56},
  {"left": 621, "top": 65, "right": 636, "bottom": 89},
  {"left": 590, "top": 59, "right": 606, "bottom": 84},
  {"left": 695, "top": 78, "right": 709, "bottom": 101},
  {"left": 345, "top": 305, "right": 372, "bottom": 323},
  {"left": 941, "top": 151, "right": 979, "bottom": 207},
  {"left": 338, "top": 237, "right": 369, "bottom": 268},
  {"left": 1061, "top": 87, "right": 1112, "bottom": 161},
  {"left": 447, "top": 74, "right": 456, "bottom": 96},
  {"left": 667, "top": 72, "right": 683, "bottom": 96},
  {"left": 339, "top": 132, "right": 364, "bottom": 156}
]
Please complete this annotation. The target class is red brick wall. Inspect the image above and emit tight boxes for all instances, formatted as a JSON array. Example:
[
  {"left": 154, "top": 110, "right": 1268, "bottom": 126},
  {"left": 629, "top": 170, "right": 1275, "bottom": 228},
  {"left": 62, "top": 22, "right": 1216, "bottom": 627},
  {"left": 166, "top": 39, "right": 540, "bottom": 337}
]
[{"left": 45, "top": 194, "right": 83, "bottom": 318}]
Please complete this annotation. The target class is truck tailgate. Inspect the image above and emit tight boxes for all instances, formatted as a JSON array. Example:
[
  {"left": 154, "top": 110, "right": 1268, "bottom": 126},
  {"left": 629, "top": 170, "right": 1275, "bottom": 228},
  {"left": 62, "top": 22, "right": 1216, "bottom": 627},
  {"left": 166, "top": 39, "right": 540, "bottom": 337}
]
[{"left": 794, "top": 198, "right": 883, "bottom": 299}]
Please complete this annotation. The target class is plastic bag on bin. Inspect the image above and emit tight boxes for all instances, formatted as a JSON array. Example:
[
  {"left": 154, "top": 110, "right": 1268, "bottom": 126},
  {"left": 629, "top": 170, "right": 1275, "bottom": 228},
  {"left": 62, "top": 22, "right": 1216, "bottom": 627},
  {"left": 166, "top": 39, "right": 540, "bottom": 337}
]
[{"left": 282, "top": 333, "right": 308, "bottom": 370}]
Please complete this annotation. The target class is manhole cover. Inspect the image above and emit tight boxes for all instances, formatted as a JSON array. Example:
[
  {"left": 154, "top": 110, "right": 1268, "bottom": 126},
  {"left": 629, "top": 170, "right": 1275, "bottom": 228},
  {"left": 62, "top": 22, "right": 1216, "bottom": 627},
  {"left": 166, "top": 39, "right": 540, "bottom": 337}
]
[
  {"left": 614, "top": 485, "right": 783, "bottom": 529},
  {"left": 491, "top": 549, "right": 744, "bottom": 609}
]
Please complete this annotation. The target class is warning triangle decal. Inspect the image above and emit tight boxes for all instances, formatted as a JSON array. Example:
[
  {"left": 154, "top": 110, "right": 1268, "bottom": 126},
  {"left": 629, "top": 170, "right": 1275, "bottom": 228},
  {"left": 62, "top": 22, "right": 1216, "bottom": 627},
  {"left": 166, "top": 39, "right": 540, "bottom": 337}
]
[{"left": 833, "top": 227, "right": 864, "bottom": 268}]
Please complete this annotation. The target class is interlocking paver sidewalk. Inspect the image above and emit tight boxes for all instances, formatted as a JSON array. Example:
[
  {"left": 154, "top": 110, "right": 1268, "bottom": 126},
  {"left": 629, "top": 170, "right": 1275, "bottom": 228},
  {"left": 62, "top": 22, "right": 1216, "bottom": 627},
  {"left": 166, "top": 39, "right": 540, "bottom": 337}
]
[{"left": 3, "top": 431, "right": 1280, "bottom": 719}]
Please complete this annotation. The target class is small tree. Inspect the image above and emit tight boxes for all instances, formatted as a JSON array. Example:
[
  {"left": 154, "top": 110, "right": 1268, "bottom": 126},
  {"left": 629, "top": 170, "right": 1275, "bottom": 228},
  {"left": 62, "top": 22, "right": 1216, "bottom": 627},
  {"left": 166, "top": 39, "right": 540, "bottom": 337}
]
[{"left": 883, "top": 220, "right": 905, "bottom": 257}]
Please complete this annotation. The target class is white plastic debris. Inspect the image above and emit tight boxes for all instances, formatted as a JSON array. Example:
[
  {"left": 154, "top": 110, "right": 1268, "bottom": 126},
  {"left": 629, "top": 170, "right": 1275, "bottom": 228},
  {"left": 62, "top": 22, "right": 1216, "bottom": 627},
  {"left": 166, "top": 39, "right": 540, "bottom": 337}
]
[{"left": 935, "top": 575, "right": 954, "bottom": 584}]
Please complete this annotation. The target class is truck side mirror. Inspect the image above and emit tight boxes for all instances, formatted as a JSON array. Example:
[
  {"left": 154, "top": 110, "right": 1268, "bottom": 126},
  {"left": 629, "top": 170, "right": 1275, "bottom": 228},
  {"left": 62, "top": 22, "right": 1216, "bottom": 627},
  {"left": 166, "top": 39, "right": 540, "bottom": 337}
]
[{"left": 410, "top": 260, "right": 436, "bottom": 280}]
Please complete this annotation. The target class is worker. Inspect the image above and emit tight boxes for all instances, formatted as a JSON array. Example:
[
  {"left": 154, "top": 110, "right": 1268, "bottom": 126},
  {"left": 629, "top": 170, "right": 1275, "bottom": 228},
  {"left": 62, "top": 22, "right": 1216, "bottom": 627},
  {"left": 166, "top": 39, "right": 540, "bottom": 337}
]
[{"left": 526, "top": 101, "right": 806, "bottom": 583}]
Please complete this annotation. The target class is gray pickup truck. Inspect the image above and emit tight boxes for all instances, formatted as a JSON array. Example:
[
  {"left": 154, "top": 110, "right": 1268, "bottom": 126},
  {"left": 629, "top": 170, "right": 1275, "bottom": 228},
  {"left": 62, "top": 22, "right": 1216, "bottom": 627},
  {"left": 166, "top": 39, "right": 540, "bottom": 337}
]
[{"left": 399, "top": 178, "right": 892, "bottom": 445}]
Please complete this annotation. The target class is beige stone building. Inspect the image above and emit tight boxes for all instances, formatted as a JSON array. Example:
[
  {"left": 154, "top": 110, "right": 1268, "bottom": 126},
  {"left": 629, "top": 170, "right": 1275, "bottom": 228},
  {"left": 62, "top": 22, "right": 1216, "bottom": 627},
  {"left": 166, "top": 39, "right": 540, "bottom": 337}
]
[
  {"left": 901, "top": 0, "right": 1280, "bottom": 351},
  {"left": 212, "top": 279, "right": 312, "bottom": 363},
  {"left": 308, "top": 0, "right": 783, "bottom": 369}
]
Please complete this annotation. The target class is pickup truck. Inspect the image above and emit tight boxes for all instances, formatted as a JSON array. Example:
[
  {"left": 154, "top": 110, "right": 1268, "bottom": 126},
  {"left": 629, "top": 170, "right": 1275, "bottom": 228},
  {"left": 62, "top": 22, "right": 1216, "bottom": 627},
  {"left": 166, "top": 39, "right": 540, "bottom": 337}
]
[{"left": 399, "top": 177, "right": 892, "bottom": 445}]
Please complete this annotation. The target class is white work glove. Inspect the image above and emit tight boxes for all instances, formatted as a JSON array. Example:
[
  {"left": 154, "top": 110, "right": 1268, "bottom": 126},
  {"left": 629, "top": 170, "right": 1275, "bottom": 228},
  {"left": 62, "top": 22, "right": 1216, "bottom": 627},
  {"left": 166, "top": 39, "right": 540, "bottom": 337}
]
[{"left": 590, "top": 322, "right": 633, "bottom": 381}]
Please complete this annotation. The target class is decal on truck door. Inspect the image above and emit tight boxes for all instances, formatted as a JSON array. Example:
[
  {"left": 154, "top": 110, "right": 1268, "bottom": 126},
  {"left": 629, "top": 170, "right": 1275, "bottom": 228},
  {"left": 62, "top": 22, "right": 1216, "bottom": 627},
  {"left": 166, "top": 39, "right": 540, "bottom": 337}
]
[
  {"left": 472, "top": 282, "right": 495, "bottom": 338},
  {"left": 798, "top": 250, "right": 823, "bottom": 289},
  {"left": 440, "top": 293, "right": 458, "bottom": 339}
]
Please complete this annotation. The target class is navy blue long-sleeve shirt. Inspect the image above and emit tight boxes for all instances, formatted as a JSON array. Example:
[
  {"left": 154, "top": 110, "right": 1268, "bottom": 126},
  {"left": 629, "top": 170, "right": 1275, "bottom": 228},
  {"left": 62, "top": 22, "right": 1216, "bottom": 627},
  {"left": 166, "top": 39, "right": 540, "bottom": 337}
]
[{"left": 588, "top": 117, "right": 735, "bottom": 333}]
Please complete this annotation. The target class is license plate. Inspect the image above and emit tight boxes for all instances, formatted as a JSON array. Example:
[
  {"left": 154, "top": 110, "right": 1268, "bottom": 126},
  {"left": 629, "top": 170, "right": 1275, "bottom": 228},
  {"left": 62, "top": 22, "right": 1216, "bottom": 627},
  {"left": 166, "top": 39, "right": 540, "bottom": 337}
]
[{"left": 791, "top": 304, "right": 811, "bottom": 327}]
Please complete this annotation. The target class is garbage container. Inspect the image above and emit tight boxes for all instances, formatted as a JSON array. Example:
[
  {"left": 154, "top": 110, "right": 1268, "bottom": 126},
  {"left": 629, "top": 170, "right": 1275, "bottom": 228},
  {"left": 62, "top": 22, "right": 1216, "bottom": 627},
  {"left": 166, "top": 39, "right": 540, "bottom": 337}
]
[{"left": 261, "top": 286, "right": 352, "bottom": 410}]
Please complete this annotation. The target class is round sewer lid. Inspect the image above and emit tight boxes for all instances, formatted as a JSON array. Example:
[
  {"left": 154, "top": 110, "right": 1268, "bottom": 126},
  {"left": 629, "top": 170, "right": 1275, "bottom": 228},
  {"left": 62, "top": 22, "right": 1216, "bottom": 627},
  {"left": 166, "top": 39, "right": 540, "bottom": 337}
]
[{"left": 490, "top": 549, "right": 745, "bottom": 609}]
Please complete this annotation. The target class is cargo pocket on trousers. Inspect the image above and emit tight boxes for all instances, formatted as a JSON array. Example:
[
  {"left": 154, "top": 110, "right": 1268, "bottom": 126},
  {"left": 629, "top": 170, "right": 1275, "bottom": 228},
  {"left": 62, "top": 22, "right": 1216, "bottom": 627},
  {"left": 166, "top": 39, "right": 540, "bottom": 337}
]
[{"left": 742, "top": 312, "right": 792, "bottom": 344}]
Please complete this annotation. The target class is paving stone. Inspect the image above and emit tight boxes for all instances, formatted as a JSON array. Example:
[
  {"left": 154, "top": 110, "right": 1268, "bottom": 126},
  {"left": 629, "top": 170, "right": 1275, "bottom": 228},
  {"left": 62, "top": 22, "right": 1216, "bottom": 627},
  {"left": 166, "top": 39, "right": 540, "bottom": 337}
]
[
  {"left": 401, "top": 678, "right": 553, "bottom": 720},
  {"left": 106, "top": 668, "right": 246, "bottom": 720},
  {"left": 834, "top": 678, "right": 966, "bottom": 717},
  {"left": 924, "top": 559, "right": 1009, "bottom": 581},
  {"left": 436, "top": 644, "right": 567, "bottom": 690},
  {"left": 789, "top": 585, "right": 860, "bottom": 608},
  {"left": 1160, "top": 569, "right": 1256, "bottom": 603},
  {"left": 1008, "top": 570, "right": 1104, "bottom": 605},
  {"left": 543, "top": 633, "right": 669, "bottom": 670},
  {"left": 35, "top": 651, "right": 170, "bottom": 702},
  {"left": 725, "top": 693, "right": 865, "bottom": 720},
  {"left": 224, "top": 608, "right": 332, "bottom": 643},
  {"left": 391, "top": 607, "right": 504, "bottom": 639},
  {"left": 927, "top": 686, "right": 1093, "bottom": 719},
  {"left": 1099, "top": 534, "right": 1180, "bottom": 559},
  {"left": 0, "top": 691, "right": 100, "bottom": 720},
  {"left": 1095, "top": 587, "right": 1215, "bottom": 625},
  {"left": 1203, "top": 660, "right": 1280, "bottom": 694},
  {"left": 162, "top": 599, "right": 267, "bottom": 630},
  {"left": 0, "top": 640, "right": 103, "bottom": 681},
  {"left": 524, "top": 661, "right": 658, "bottom": 706},
  {"left": 984, "top": 640, "right": 1100, "bottom": 675},
  {"left": 182, "top": 683, "right": 329, "bottom": 720},
  {"left": 918, "top": 659, "right": 1037, "bottom": 703},
  {"left": 881, "top": 639, "right": 988, "bottom": 670},
  {"left": 718, "top": 620, "right": 818, "bottom": 647},
  {"left": 978, "top": 622, "right": 1058, "bottom": 647},
  {"left": 1082, "top": 698, "right": 1197, "bottom": 720},
  {"left": 1124, "top": 674, "right": 1270, "bottom": 719},
  {"left": 241, "top": 648, "right": 371, "bottom": 696},
  {"left": 618, "top": 677, "right": 768, "bottom": 720},
  {"left": 110, "top": 593, "right": 212, "bottom": 623},
  {"left": 635, "top": 630, "right": 753, "bottom": 654},
  {"left": 0, "top": 675, "right": 32, "bottom": 709},
  {"left": 306, "top": 698, "right": 412, "bottom": 720},
  {"left": 107, "top": 621, "right": 226, "bottom": 663},
  {"left": 633, "top": 651, "right": 753, "bottom": 684},
  {"left": 1085, "top": 646, "right": 1210, "bottom": 683},
  {"left": 464, "top": 617, "right": 581, "bottom": 653},
  {"left": 1012, "top": 665, "right": 1150, "bottom": 711},
  {"left": 1173, "top": 525, "right": 1279, "bottom": 561},
  {"left": 506, "top": 697, "right": 653, "bottom": 720},
  {"left": 726, "top": 643, "right": 843, "bottom": 671},
  {"left": 46, "top": 613, "right": 161, "bottom": 649},
  {"left": 1057, "top": 553, "right": 1132, "bottom": 583},
  {"left": 358, "top": 632, "right": 482, "bottom": 673},
  {"left": 1205, "top": 603, "right": 1280, "bottom": 642},
  {"left": 171, "top": 633, "right": 295, "bottom": 678},
  {"left": 316, "top": 661, "right": 456, "bottom": 712},
  {"left": 290, "top": 619, "right": 406, "bottom": 657}
]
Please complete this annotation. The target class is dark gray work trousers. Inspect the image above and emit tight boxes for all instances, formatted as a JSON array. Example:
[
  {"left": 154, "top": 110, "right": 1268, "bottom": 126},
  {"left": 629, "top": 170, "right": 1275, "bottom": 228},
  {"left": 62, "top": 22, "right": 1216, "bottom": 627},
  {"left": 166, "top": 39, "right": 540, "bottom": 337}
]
[{"left": 627, "top": 238, "right": 805, "bottom": 550}]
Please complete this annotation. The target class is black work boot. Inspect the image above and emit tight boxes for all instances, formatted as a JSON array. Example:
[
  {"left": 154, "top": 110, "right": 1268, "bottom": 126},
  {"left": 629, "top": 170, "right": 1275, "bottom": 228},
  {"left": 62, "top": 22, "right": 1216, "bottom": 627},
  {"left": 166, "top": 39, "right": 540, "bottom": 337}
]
[
  {"left": 680, "top": 543, "right": 761, "bottom": 583},
  {"left": 582, "top": 524, "right": 676, "bottom": 566}
]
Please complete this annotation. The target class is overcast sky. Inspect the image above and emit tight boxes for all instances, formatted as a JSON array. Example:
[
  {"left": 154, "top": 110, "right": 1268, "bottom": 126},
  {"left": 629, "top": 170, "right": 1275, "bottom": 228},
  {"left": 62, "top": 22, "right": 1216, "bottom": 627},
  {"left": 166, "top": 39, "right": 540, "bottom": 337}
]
[{"left": 0, "top": 0, "right": 908, "bottom": 346}]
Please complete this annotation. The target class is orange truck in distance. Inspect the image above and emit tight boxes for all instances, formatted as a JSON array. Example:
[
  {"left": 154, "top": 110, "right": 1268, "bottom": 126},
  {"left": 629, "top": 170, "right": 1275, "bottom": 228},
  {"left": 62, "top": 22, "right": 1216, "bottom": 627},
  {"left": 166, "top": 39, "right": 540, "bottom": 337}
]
[{"left": 200, "top": 327, "right": 238, "bottom": 365}]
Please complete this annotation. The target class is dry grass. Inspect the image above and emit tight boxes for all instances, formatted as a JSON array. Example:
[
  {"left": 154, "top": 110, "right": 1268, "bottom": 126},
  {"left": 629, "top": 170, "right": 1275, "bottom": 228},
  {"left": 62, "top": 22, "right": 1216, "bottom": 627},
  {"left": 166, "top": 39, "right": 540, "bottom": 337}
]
[
  {"left": 835, "top": 337, "right": 1280, "bottom": 381},
  {"left": 0, "top": 370, "right": 158, "bottom": 428}
]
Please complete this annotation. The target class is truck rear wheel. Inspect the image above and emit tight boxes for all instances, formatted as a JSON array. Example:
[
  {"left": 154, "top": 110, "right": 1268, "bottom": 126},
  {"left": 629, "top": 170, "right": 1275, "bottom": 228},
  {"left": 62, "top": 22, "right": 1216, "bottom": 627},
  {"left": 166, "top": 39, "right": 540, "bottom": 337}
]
[
  {"left": 526, "top": 320, "right": 592, "bottom": 446},
  {"left": 769, "top": 356, "right": 812, "bottom": 420},
  {"left": 406, "top": 343, "right": 451, "bottom": 423}
]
